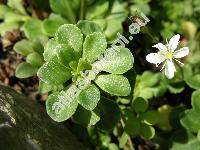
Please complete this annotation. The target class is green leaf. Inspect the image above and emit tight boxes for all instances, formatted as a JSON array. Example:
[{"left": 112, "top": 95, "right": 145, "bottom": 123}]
[
  {"left": 104, "top": 19, "right": 123, "bottom": 41},
  {"left": 191, "top": 90, "right": 200, "bottom": 111},
  {"left": 134, "top": 87, "right": 154, "bottom": 100},
  {"left": 39, "top": 80, "right": 53, "bottom": 94},
  {"left": 8, "top": 0, "right": 27, "bottom": 15},
  {"left": 167, "top": 81, "right": 185, "bottom": 94},
  {"left": 43, "top": 38, "right": 76, "bottom": 65},
  {"left": 31, "top": 36, "right": 48, "bottom": 55},
  {"left": 76, "top": 58, "right": 92, "bottom": 73},
  {"left": 140, "top": 123, "right": 155, "bottom": 139},
  {"left": 14, "top": 40, "right": 34, "bottom": 56},
  {"left": 197, "top": 130, "right": 200, "bottom": 141},
  {"left": 37, "top": 56, "right": 72, "bottom": 85},
  {"left": 73, "top": 106, "right": 100, "bottom": 126},
  {"left": 180, "top": 90, "right": 200, "bottom": 133},
  {"left": 117, "top": 97, "right": 130, "bottom": 105},
  {"left": 49, "top": 0, "right": 77, "bottom": 23},
  {"left": 181, "top": 110, "right": 200, "bottom": 133},
  {"left": 130, "top": 3, "right": 150, "bottom": 16},
  {"left": 107, "top": 11, "right": 127, "bottom": 21},
  {"left": 43, "top": 38, "right": 61, "bottom": 61},
  {"left": 110, "top": 0, "right": 128, "bottom": 14},
  {"left": 157, "top": 105, "right": 172, "bottom": 131},
  {"left": 0, "top": 22, "right": 19, "bottom": 35},
  {"left": 119, "top": 132, "right": 129, "bottom": 149},
  {"left": 77, "top": 84, "right": 100, "bottom": 111},
  {"left": 186, "top": 74, "right": 200, "bottom": 90},
  {"left": 184, "top": 64, "right": 200, "bottom": 90},
  {"left": 132, "top": 97, "right": 148, "bottom": 113},
  {"left": 170, "top": 130, "right": 200, "bottom": 150},
  {"left": 86, "top": 1, "right": 109, "bottom": 20},
  {"left": 26, "top": 52, "right": 43, "bottom": 67},
  {"left": 141, "top": 110, "right": 159, "bottom": 125},
  {"left": 169, "top": 106, "right": 185, "bottom": 129},
  {"left": 39, "top": 80, "right": 63, "bottom": 94},
  {"left": 95, "top": 74, "right": 131, "bottom": 96},
  {"left": 99, "top": 133, "right": 111, "bottom": 147},
  {"left": 77, "top": 20, "right": 102, "bottom": 36},
  {"left": 124, "top": 109, "right": 140, "bottom": 137},
  {"left": 23, "top": 19, "right": 43, "bottom": 40},
  {"left": 108, "top": 143, "right": 119, "bottom": 150},
  {"left": 0, "top": 5, "right": 12, "bottom": 19},
  {"left": 46, "top": 86, "right": 78, "bottom": 122},
  {"left": 92, "top": 19, "right": 107, "bottom": 30},
  {"left": 55, "top": 24, "right": 83, "bottom": 53},
  {"left": 83, "top": 32, "right": 107, "bottom": 63},
  {"left": 4, "top": 12, "right": 29, "bottom": 23},
  {"left": 42, "top": 14, "right": 67, "bottom": 36},
  {"left": 133, "top": 72, "right": 165, "bottom": 100},
  {"left": 97, "top": 97, "right": 120, "bottom": 131},
  {"left": 93, "top": 47, "right": 134, "bottom": 74},
  {"left": 182, "top": 21, "right": 197, "bottom": 39},
  {"left": 140, "top": 71, "right": 160, "bottom": 87},
  {"left": 15, "top": 62, "right": 38, "bottom": 78}
]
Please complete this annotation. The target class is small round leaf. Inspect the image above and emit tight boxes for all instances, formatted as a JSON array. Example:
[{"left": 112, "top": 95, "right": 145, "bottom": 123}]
[
  {"left": 83, "top": 32, "right": 107, "bottom": 63},
  {"left": 26, "top": 52, "right": 43, "bottom": 67},
  {"left": 55, "top": 24, "right": 83, "bottom": 52},
  {"left": 73, "top": 106, "right": 100, "bottom": 126},
  {"left": 77, "top": 84, "right": 100, "bottom": 111},
  {"left": 15, "top": 62, "right": 38, "bottom": 78},
  {"left": 93, "top": 47, "right": 134, "bottom": 74},
  {"left": 42, "top": 14, "right": 67, "bottom": 36},
  {"left": 95, "top": 74, "right": 131, "bottom": 96},
  {"left": 191, "top": 90, "right": 200, "bottom": 111},
  {"left": 140, "top": 123, "right": 155, "bottom": 139},
  {"left": 132, "top": 97, "right": 148, "bottom": 113},
  {"left": 142, "top": 110, "right": 159, "bottom": 125},
  {"left": 14, "top": 40, "right": 34, "bottom": 56},
  {"left": 97, "top": 97, "right": 120, "bottom": 131},
  {"left": 77, "top": 20, "right": 102, "bottom": 36},
  {"left": 37, "top": 56, "right": 72, "bottom": 85},
  {"left": 46, "top": 86, "right": 79, "bottom": 122}
]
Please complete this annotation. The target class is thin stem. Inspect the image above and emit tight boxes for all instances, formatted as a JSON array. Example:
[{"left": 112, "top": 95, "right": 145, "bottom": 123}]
[
  {"left": 80, "top": 0, "right": 85, "bottom": 20},
  {"left": 120, "top": 119, "right": 134, "bottom": 150}
]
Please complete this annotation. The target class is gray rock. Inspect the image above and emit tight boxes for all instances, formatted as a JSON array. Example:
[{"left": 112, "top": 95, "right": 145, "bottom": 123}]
[{"left": 0, "top": 84, "right": 86, "bottom": 150}]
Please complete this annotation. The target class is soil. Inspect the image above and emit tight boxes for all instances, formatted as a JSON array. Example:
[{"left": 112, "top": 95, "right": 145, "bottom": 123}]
[{"left": 0, "top": 29, "right": 47, "bottom": 102}]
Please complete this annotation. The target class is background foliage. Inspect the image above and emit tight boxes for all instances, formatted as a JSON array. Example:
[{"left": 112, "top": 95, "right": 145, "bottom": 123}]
[{"left": 0, "top": 0, "right": 200, "bottom": 149}]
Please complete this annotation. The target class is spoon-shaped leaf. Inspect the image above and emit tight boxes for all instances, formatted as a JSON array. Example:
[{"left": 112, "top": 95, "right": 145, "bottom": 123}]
[
  {"left": 55, "top": 24, "right": 83, "bottom": 53},
  {"left": 83, "top": 32, "right": 107, "bottom": 63},
  {"left": 93, "top": 47, "right": 134, "bottom": 74},
  {"left": 46, "top": 85, "right": 78, "bottom": 122},
  {"left": 77, "top": 84, "right": 100, "bottom": 111},
  {"left": 37, "top": 56, "right": 72, "bottom": 85},
  {"left": 95, "top": 74, "right": 131, "bottom": 96}
]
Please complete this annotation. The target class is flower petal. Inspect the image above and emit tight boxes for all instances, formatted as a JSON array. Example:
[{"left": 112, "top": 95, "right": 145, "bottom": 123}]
[
  {"left": 152, "top": 43, "right": 167, "bottom": 53},
  {"left": 173, "top": 47, "right": 189, "bottom": 58},
  {"left": 168, "top": 34, "right": 180, "bottom": 52},
  {"left": 164, "top": 60, "right": 176, "bottom": 79},
  {"left": 146, "top": 53, "right": 166, "bottom": 64}
]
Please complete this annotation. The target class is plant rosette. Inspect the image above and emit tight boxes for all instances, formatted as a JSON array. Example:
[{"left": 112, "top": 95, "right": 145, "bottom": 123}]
[{"left": 37, "top": 22, "right": 134, "bottom": 124}]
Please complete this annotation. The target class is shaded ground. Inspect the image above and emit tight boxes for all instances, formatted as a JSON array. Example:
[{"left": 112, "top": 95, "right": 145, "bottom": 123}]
[{"left": 0, "top": 30, "right": 47, "bottom": 102}]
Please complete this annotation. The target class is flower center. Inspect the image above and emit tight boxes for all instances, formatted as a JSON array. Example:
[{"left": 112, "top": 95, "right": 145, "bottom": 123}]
[{"left": 166, "top": 51, "right": 173, "bottom": 59}]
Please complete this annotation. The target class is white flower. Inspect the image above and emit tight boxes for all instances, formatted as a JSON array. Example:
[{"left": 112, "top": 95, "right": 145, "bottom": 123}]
[{"left": 146, "top": 34, "right": 189, "bottom": 79}]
